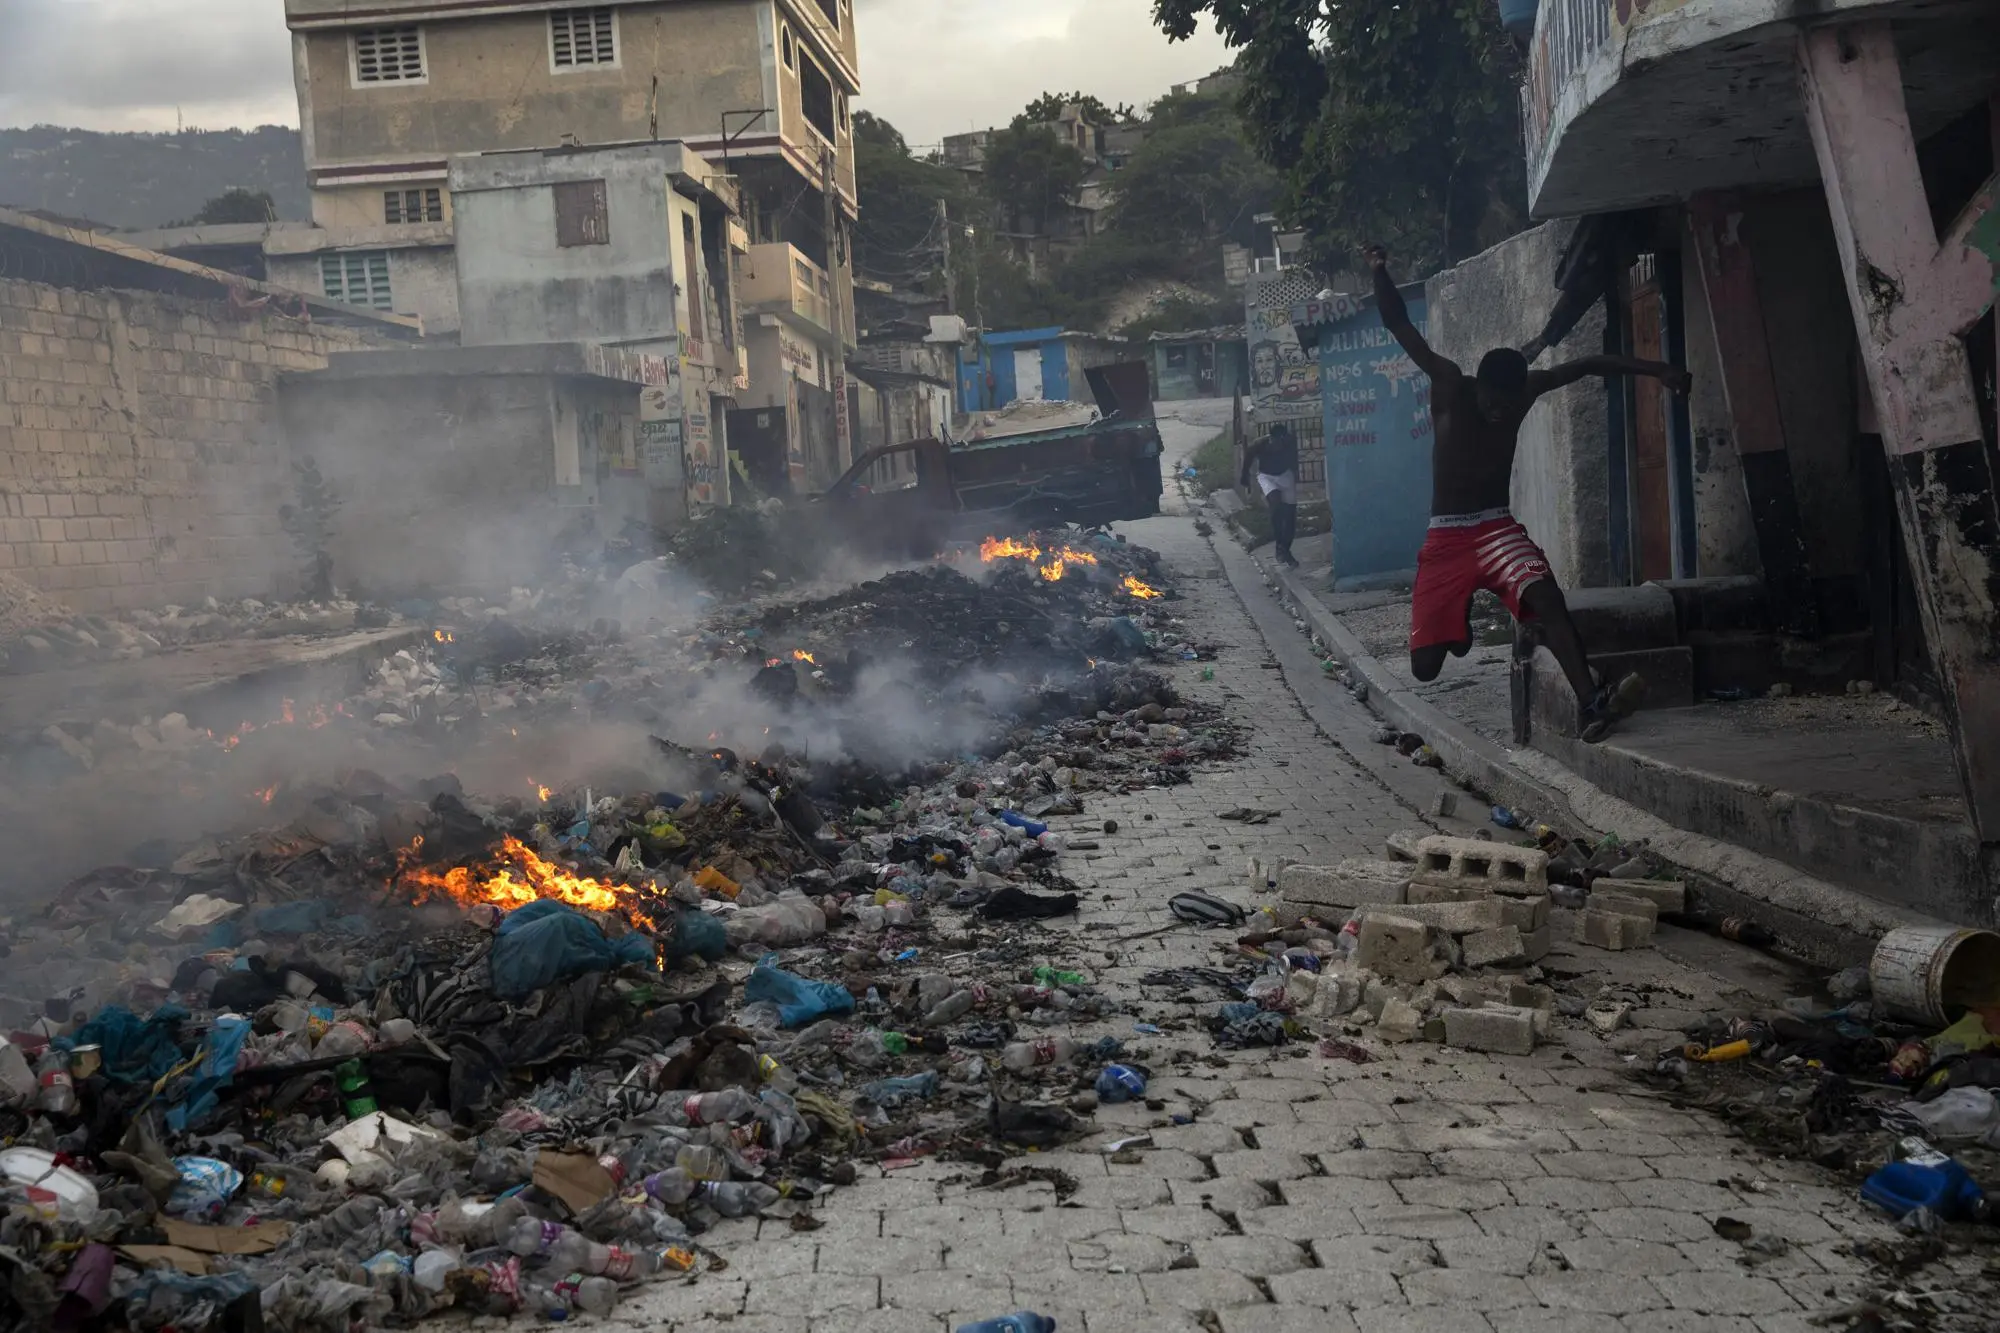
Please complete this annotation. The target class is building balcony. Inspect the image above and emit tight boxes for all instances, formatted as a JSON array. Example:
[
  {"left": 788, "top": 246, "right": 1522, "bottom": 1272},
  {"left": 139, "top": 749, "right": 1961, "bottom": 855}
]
[
  {"left": 741, "top": 241, "right": 835, "bottom": 341},
  {"left": 1522, "top": 0, "right": 2000, "bottom": 218}
]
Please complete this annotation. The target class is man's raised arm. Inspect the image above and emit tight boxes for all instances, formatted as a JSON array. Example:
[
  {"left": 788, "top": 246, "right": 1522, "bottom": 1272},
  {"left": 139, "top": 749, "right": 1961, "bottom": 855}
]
[
  {"left": 1527, "top": 354, "right": 1692, "bottom": 398},
  {"left": 1366, "top": 245, "right": 1454, "bottom": 382}
]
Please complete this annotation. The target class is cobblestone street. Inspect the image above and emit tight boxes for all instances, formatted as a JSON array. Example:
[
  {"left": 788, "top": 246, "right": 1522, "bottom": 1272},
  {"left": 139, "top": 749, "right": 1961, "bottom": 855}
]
[{"left": 605, "top": 405, "right": 1986, "bottom": 1333}]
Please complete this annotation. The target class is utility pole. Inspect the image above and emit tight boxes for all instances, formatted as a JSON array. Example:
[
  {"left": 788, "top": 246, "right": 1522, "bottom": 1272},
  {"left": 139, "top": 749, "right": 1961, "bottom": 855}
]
[
  {"left": 822, "top": 147, "right": 851, "bottom": 471},
  {"left": 938, "top": 198, "right": 955, "bottom": 316}
]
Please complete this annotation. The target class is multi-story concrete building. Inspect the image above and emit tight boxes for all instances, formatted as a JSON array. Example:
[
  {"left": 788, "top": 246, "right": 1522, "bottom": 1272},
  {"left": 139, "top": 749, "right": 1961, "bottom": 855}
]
[{"left": 279, "top": 0, "right": 860, "bottom": 480}]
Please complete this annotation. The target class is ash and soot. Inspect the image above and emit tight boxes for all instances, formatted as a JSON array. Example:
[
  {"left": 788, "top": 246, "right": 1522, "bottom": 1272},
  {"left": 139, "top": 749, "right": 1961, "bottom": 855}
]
[{"left": 0, "top": 523, "right": 1240, "bottom": 1332}]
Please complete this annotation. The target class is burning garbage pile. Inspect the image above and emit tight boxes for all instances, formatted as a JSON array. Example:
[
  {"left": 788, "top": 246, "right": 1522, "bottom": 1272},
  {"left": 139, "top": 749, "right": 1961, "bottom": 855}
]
[{"left": 0, "top": 532, "right": 1243, "bottom": 1331}]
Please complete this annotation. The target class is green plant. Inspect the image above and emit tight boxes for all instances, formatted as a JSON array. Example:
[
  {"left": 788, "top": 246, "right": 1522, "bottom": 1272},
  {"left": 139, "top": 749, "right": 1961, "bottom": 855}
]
[{"left": 1187, "top": 430, "right": 1236, "bottom": 495}]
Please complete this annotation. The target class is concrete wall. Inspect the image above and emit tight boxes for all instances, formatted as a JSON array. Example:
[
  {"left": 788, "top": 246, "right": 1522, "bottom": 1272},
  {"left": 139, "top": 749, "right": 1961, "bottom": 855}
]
[
  {"left": 1152, "top": 339, "right": 1247, "bottom": 401},
  {"left": 266, "top": 242, "right": 462, "bottom": 335},
  {"left": 280, "top": 371, "right": 640, "bottom": 596},
  {"left": 295, "top": 1, "right": 857, "bottom": 202},
  {"left": 450, "top": 145, "right": 720, "bottom": 356},
  {"left": 1426, "top": 221, "right": 1614, "bottom": 589},
  {"left": 0, "top": 278, "right": 379, "bottom": 612}
]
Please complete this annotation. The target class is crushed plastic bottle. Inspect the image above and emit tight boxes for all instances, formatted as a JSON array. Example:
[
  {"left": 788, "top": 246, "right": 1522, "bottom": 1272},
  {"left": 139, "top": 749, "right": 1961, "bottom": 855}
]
[
  {"left": 957, "top": 1315, "right": 1058, "bottom": 1333},
  {"left": 683, "top": 1088, "right": 758, "bottom": 1124},
  {"left": 1862, "top": 1138, "right": 1992, "bottom": 1224},
  {"left": 1001, "top": 1036, "right": 1075, "bottom": 1071},
  {"left": 1094, "top": 1065, "right": 1147, "bottom": 1103},
  {"left": 696, "top": 1180, "right": 780, "bottom": 1218}
]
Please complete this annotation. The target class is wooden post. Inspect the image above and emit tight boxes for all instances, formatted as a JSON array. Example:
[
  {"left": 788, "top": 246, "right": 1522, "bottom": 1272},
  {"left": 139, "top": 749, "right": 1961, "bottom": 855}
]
[
  {"left": 1798, "top": 23, "right": 2000, "bottom": 838},
  {"left": 1686, "top": 192, "right": 1820, "bottom": 637}
]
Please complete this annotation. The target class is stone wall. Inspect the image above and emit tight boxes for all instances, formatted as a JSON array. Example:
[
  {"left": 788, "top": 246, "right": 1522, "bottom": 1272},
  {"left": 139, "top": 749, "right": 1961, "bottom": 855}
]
[{"left": 0, "top": 277, "right": 376, "bottom": 613}]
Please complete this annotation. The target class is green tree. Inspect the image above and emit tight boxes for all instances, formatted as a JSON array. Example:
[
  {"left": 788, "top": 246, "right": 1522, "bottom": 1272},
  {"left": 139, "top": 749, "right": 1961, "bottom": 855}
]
[
  {"left": 852, "top": 111, "right": 966, "bottom": 291},
  {"left": 983, "top": 118, "right": 1090, "bottom": 237},
  {"left": 172, "top": 188, "right": 278, "bottom": 226},
  {"left": 1108, "top": 95, "right": 1276, "bottom": 254},
  {"left": 1022, "top": 92, "right": 1136, "bottom": 126},
  {"left": 1150, "top": 0, "right": 1525, "bottom": 273}
]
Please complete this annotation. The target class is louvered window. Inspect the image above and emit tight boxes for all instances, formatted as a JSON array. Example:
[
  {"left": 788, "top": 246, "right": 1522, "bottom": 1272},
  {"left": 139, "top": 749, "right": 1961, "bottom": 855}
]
[
  {"left": 320, "top": 252, "right": 394, "bottom": 310},
  {"left": 551, "top": 8, "right": 617, "bottom": 67},
  {"left": 353, "top": 26, "right": 425, "bottom": 83}
]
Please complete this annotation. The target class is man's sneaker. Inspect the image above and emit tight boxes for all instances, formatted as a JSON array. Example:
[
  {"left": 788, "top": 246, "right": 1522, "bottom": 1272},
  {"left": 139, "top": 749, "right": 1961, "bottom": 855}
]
[
  {"left": 1580, "top": 672, "right": 1647, "bottom": 743},
  {"left": 1280, "top": 551, "right": 1301, "bottom": 568}
]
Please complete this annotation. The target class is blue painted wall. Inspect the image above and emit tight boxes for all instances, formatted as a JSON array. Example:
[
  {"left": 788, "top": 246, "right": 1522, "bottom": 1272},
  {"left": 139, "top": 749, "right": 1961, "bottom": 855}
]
[
  {"left": 1314, "top": 288, "right": 1433, "bottom": 590},
  {"left": 957, "top": 328, "right": 1070, "bottom": 412}
]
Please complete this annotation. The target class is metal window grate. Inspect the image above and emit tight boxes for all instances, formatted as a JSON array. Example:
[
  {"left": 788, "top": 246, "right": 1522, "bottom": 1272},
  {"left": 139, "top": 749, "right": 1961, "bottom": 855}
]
[
  {"left": 354, "top": 25, "right": 425, "bottom": 82},
  {"left": 383, "top": 188, "right": 443, "bottom": 224},
  {"left": 320, "top": 252, "right": 394, "bottom": 309},
  {"left": 551, "top": 7, "right": 616, "bottom": 66},
  {"left": 553, "top": 179, "right": 610, "bottom": 247}
]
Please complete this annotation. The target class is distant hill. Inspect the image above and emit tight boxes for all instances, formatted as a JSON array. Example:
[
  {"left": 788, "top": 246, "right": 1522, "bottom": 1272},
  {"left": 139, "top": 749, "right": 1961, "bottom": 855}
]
[{"left": 0, "top": 125, "right": 308, "bottom": 230}]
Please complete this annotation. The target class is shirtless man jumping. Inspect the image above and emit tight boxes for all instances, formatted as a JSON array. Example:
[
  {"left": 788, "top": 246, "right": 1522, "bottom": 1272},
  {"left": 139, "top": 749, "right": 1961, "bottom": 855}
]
[{"left": 1368, "top": 245, "right": 1692, "bottom": 741}]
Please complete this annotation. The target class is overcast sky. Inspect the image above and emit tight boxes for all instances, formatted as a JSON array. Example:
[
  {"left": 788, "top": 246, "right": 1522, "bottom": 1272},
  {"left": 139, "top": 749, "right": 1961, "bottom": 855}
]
[{"left": 0, "top": 0, "right": 1231, "bottom": 147}]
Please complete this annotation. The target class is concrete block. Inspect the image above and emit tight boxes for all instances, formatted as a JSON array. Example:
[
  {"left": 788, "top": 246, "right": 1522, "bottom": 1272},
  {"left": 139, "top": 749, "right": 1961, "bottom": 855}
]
[
  {"left": 1360, "top": 974, "right": 1408, "bottom": 1020},
  {"left": 1520, "top": 924, "right": 1551, "bottom": 962},
  {"left": 1506, "top": 983, "right": 1555, "bottom": 1012},
  {"left": 1442, "top": 1005, "right": 1539, "bottom": 1056},
  {"left": 1355, "top": 914, "right": 1441, "bottom": 983},
  {"left": 1407, "top": 880, "right": 1486, "bottom": 906},
  {"left": 1377, "top": 997, "right": 1426, "bottom": 1043},
  {"left": 1280, "top": 858, "right": 1409, "bottom": 909},
  {"left": 1439, "top": 975, "right": 1504, "bottom": 1006},
  {"left": 1495, "top": 894, "right": 1550, "bottom": 933},
  {"left": 1367, "top": 898, "right": 1503, "bottom": 936},
  {"left": 1588, "top": 888, "right": 1659, "bottom": 925},
  {"left": 1413, "top": 835, "right": 1549, "bottom": 893},
  {"left": 1461, "top": 926, "right": 1527, "bottom": 969},
  {"left": 1310, "top": 968, "right": 1370, "bottom": 1019},
  {"left": 1384, "top": 831, "right": 1423, "bottom": 863},
  {"left": 1575, "top": 909, "right": 1655, "bottom": 951},
  {"left": 1600, "top": 876, "right": 1686, "bottom": 914}
]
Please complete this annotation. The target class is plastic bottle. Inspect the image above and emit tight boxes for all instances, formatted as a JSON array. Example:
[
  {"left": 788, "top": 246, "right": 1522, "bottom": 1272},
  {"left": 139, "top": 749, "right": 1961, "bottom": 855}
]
[
  {"left": 956, "top": 1315, "right": 1057, "bottom": 1333},
  {"left": 923, "top": 990, "right": 976, "bottom": 1026},
  {"left": 411, "top": 1248, "right": 462, "bottom": 1294},
  {"left": 682, "top": 1089, "right": 758, "bottom": 1125},
  {"left": 247, "top": 1163, "right": 314, "bottom": 1200},
  {"left": 0, "top": 1037, "right": 35, "bottom": 1107},
  {"left": 435, "top": 1195, "right": 529, "bottom": 1248},
  {"left": 532, "top": 1273, "right": 621, "bottom": 1317},
  {"left": 1094, "top": 1065, "right": 1147, "bottom": 1104},
  {"left": 1862, "top": 1138, "right": 1993, "bottom": 1223},
  {"left": 336, "top": 1059, "right": 379, "bottom": 1120},
  {"left": 1001, "top": 1036, "right": 1075, "bottom": 1072},
  {"left": 676, "top": 1144, "right": 729, "bottom": 1182},
  {"left": 642, "top": 1168, "right": 696, "bottom": 1206},
  {"left": 696, "top": 1181, "right": 780, "bottom": 1218},
  {"left": 1031, "top": 967, "right": 1087, "bottom": 987},
  {"left": 34, "top": 1050, "right": 76, "bottom": 1115}
]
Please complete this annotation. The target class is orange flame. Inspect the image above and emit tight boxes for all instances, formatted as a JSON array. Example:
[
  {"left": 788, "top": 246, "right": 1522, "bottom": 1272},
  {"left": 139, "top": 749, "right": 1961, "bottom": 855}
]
[
  {"left": 401, "top": 835, "right": 630, "bottom": 913},
  {"left": 793, "top": 650, "right": 817, "bottom": 665},
  {"left": 530, "top": 781, "right": 553, "bottom": 802},
  {"left": 433, "top": 629, "right": 455, "bottom": 644},
  {"left": 254, "top": 784, "right": 277, "bottom": 805},
  {"left": 980, "top": 536, "right": 1101, "bottom": 582},
  {"left": 1122, "top": 575, "right": 1163, "bottom": 599}
]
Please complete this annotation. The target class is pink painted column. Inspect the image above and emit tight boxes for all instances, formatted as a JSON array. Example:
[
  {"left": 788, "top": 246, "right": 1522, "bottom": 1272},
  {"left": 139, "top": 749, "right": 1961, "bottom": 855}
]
[{"left": 1799, "top": 23, "right": 2000, "bottom": 839}]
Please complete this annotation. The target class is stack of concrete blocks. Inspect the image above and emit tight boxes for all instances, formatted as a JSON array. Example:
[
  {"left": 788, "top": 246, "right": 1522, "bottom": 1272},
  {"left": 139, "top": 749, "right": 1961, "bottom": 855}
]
[
  {"left": 1404, "top": 834, "right": 1552, "bottom": 967},
  {"left": 1574, "top": 882, "right": 1666, "bottom": 951}
]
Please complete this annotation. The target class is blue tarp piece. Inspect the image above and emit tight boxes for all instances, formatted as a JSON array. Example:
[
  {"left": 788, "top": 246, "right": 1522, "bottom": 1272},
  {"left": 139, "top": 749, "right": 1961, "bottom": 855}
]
[
  {"left": 61, "top": 1004, "right": 190, "bottom": 1085},
  {"left": 488, "top": 900, "right": 653, "bottom": 999},
  {"left": 165, "top": 1014, "right": 252, "bottom": 1132},
  {"left": 744, "top": 955, "right": 854, "bottom": 1027}
]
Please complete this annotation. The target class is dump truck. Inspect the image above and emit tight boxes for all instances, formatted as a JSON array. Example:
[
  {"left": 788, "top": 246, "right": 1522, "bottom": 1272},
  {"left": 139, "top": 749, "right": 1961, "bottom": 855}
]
[{"left": 808, "top": 363, "right": 1164, "bottom": 556}]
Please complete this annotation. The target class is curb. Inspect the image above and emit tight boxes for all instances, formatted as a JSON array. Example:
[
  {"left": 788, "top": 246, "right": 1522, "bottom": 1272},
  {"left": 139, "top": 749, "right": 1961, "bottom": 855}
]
[{"left": 1257, "top": 553, "right": 1935, "bottom": 968}]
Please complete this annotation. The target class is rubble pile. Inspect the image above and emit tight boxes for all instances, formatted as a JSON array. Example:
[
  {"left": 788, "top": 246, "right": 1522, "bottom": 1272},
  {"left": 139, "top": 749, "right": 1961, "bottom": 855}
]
[{"left": 0, "top": 529, "right": 1249, "bottom": 1331}]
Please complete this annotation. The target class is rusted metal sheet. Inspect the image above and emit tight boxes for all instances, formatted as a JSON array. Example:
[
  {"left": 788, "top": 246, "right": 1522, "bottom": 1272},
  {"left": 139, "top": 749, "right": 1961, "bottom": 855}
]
[{"left": 553, "top": 179, "right": 610, "bottom": 248}]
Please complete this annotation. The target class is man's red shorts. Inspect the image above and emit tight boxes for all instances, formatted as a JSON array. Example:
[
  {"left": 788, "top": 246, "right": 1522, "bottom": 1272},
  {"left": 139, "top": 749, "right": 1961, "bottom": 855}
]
[{"left": 1410, "top": 512, "right": 1554, "bottom": 652}]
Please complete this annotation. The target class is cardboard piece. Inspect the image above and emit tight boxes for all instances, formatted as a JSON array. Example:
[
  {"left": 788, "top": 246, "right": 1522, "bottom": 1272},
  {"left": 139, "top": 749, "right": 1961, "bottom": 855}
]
[
  {"left": 532, "top": 1150, "right": 616, "bottom": 1214},
  {"left": 160, "top": 1219, "right": 293, "bottom": 1255},
  {"left": 118, "top": 1245, "right": 210, "bottom": 1275}
]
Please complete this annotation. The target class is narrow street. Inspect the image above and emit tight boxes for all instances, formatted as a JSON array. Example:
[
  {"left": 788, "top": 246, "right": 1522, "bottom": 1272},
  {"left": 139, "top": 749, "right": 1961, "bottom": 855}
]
[{"left": 604, "top": 404, "right": 1979, "bottom": 1333}]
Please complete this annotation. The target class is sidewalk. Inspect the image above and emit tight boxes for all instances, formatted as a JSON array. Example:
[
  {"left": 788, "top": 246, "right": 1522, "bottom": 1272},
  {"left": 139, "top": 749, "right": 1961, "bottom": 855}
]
[{"left": 1246, "top": 528, "right": 1951, "bottom": 966}]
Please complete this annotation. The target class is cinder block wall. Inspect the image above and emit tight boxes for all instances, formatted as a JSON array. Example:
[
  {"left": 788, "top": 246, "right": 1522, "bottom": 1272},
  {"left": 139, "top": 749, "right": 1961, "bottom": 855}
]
[{"left": 0, "top": 278, "right": 375, "bottom": 612}]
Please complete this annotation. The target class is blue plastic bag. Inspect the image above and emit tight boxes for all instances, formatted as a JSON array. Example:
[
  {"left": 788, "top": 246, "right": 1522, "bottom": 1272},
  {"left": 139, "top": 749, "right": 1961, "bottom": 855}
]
[
  {"left": 166, "top": 1015, "right": 251, "bottom": 1132},
  {"left": 488, "top": 900, "right": 654, "bottom": 999},
  {"left": 997, "top": 810, "right": 1048, "bottom": 838},
  {"left": 61, "top": 1004, "right": 191, "bottom": 1085},
  {"left": 744, "top": 956, "right": 854, "bottom": 1027}
]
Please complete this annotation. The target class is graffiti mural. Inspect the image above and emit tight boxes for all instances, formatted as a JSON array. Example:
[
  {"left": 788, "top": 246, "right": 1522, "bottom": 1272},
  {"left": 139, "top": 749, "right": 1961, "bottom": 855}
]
[{"left": 1523, "top": 0, "right": 1694, "bottom": 187}]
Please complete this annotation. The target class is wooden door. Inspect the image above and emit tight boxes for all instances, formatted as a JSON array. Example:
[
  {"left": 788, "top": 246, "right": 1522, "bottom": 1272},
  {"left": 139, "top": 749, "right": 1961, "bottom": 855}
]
[{"left": 1626, "top": 256, "right": 1674, "bottom": 582}]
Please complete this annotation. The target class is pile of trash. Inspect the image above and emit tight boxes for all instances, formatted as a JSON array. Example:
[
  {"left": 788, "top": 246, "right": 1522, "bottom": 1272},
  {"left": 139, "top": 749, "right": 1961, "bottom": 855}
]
[{"left": 0, "top": 532, "right": 1250, "bottom": 1330}]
